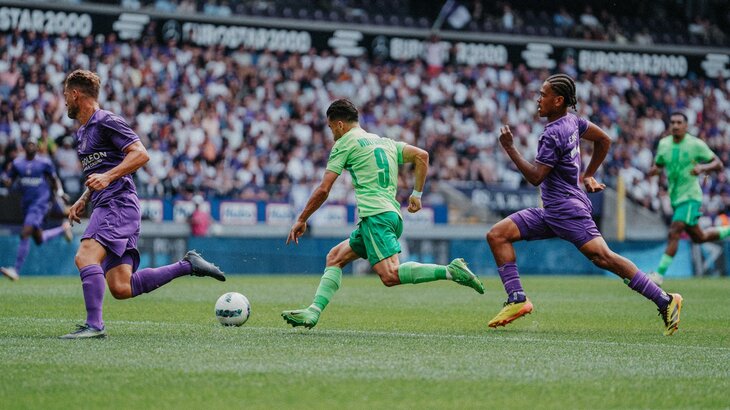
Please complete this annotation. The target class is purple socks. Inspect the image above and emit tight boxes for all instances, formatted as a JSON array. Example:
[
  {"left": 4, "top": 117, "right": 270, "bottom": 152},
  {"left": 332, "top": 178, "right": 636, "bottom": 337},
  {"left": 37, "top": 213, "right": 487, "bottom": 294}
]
[
  {"left": 14, "top": 238, "right": 30, "bottom": 272},
  {"left": 130, "top": 260, "right": 192, "bottom": 297},
  {"left": 80, "top": 265, "right": 105, "bottom": 330},
  {"left": 628, "top": 271, "right": 670, "bottom": 310},
  {"left": 42, "top": 226, "right": 65, "bottom": 242},
  {"left": 498, "top": 262, "right": 527, "bottom": 302}
]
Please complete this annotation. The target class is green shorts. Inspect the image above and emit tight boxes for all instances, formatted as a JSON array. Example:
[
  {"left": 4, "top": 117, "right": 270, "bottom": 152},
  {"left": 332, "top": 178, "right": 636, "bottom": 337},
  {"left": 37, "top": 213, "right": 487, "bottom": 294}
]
[
  {"left": 349, "top": 211, "right": 403, "bottom": 266},
  {"left": 672, "top": 200, "right": 702, "bottom": 226}
]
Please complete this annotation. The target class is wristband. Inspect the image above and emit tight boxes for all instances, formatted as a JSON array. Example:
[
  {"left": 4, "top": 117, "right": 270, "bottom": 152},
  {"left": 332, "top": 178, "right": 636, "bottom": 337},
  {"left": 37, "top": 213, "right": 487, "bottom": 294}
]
[{"left": 411, "top": 190, "right": 422, "bottom": 198}]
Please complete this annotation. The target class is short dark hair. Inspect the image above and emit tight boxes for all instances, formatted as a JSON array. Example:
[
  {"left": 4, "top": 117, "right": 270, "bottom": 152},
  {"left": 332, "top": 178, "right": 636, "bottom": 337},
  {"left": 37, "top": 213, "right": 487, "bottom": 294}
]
[
  {"left": 64, "top": 69, "right": 101, "bottom": 99},
  {"left": 326, "top": 99, "right": 359, "bottom": 122},
  {"left": 669, "top": 112, "right": 688, "bottom": 123},
  {"left": 546, "top": 73, "right": 577, "bottom": 111}
]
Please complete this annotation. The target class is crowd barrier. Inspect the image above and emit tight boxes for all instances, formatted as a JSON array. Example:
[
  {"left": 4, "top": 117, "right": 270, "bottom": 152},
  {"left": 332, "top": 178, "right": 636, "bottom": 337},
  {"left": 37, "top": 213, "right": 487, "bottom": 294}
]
[{"left": 1, "top": 231, "right": 712, "bottom": 278}]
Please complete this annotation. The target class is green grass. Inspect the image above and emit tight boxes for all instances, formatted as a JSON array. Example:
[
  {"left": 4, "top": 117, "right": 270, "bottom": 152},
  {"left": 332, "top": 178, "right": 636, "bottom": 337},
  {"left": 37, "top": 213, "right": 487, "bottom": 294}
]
[{"left": 1, "top": 275, "right": 729, "bottom": 409}]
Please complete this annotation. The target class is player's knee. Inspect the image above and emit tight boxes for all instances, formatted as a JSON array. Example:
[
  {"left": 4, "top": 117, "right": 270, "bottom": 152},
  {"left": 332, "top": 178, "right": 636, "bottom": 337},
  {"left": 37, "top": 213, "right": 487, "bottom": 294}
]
[
  {"left": 589, "top": 251, "right": 613, "bottom": 269},
  {"left": 486, "top": 229, "right": 503, "bottom": 246},
  {"left": 689, "top": 231, "right": 706, "bottom": 243},
  {"left": 668, "top": 227, "right": 683, "bottom": 239},
  {"left": 74, "top": 251, "right": 96, "bottom": 269},
  {"left": 325, "top": 249, "right": 340, "bottom": 266},
  {"left": 327, "top": 245, "right": 354, "bottom": 268},
  {"left": 74, "top": 252, "right": 87, "bottom": 269},
  {"left": 107, "top": 281, "right": 131, "bottom": 300}
]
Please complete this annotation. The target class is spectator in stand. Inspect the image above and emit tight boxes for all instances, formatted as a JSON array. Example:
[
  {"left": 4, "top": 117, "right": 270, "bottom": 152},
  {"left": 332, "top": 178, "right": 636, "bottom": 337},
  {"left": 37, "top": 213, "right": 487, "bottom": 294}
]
[{"left": 189, "top": 196, "right": 211, "bottom": 237}]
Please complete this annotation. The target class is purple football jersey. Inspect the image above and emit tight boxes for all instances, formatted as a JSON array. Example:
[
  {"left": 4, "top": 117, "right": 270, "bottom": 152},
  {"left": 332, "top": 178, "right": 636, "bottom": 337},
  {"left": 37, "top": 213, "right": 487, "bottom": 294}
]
[
  {"left": 76, "top": 109, "right": 140, "bottom": 208},
  {"left": 8, "top": 156, "right": 55, "bottom": 208},
  {"left": 534, "top": 113, "right": 591, "bottom": 215}
]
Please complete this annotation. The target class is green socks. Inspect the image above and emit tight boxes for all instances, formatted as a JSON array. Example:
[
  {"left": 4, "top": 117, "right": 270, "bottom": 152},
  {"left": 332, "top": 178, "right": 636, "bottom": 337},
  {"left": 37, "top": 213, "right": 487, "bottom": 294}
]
[
  {"left": 719, "top": 226, "right": 730, "bottom": 240},
  {"left": 397, "top": 262, "right": 448, "bottom": 284},
  {"left": 656, "top": 253, "right": 673, "bottom": 276},
  {"left": 311, "top": 267, "right": 342, "bottom": 311}
]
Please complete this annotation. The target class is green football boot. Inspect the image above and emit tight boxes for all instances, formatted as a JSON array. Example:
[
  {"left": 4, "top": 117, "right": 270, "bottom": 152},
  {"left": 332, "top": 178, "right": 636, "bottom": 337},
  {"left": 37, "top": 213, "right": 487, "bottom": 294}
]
[
  {"left": 447, "top": 258, "right": 485, "bottom": 294},
  {"left": 281, "top": 305, "right": 321, "bottom": 329}
]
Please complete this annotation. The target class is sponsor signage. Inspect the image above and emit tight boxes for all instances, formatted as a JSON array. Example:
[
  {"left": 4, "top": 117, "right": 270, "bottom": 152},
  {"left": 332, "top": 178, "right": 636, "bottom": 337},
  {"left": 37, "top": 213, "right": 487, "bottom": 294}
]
[
  {"left": 578, "top": 50, "right": 688, "bottom": 76},
  {"left": 179, "top": 21, "right": 311, "bottom": 52},
  {"left": 0, "top": 6, "right": 93, "bottom": 36},
  {"left": 1, "top": 3, "right": 726, "bottom": 78},
  {"left": 265, "top": 203, "right": 293, "bottom": 225},
  {"left": 470, "top": 188, "right": 541, "bottom": 213},
  {"left": 219, "top": 201, "right": 257, "bottom": 225},
  {"left": 309, "top": 205, "right": 347, "bottom": 227},
  {"left": 139, "top": 198, "right": 164, "bottom": 222},
  {"left": 172, "top": 200, "right": 211, "bottom": 222},
  {"left": 401, "top": 207, "right": 435, "bottom": 226}
]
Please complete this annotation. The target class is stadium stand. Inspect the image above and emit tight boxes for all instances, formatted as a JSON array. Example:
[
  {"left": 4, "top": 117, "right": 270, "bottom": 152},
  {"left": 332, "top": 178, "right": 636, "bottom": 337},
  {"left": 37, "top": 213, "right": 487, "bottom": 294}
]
[
  {"left": 1, "top": 5, "right": 729, "bottom": 224},
  {"left": 76, "top": 0, "right": 730, "bottom": 46}
]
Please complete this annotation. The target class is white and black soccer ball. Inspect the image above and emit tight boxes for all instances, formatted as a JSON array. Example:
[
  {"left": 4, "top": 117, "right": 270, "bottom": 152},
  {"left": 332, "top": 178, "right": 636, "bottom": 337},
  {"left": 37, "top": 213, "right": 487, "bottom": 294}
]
[{"left": 214, "top": 292, "right": 251, "bottom": 326}]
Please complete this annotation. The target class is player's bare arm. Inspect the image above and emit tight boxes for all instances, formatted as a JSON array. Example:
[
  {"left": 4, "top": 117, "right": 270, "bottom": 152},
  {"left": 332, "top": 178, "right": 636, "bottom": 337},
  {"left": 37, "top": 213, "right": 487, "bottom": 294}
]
[
  {"left": 68, "top": 188, "right": 93, "bottom": 225},
  {"left": 401, "top": 144, "right": 428, "bottom": 213},
  {"left": 580, "top": 122, "right": 611, "bottom": 193},
  {"left": 691, "top": 156, "right": 723, "bottom": 176},
  {"left": 287, "top": 170, "right": 339, "bottom": 245},
  {"left": 499, "top": 125, "right": 552, "bottom": 186},
  {"left": 85, "top": 141, "right": 149, "bottom": 191},
  {"left": 647, "top": 164, "right": 663, "bottom": 177}
]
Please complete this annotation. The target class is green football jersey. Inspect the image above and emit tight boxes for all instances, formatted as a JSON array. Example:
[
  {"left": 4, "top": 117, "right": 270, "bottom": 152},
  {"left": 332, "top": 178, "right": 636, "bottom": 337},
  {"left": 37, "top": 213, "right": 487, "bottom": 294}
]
[
  {"left": 654, "top": 133, "right": 716, "bottom": 207},
  {"left": 326, "top": 127, "right": 405, "bottom": 218}
]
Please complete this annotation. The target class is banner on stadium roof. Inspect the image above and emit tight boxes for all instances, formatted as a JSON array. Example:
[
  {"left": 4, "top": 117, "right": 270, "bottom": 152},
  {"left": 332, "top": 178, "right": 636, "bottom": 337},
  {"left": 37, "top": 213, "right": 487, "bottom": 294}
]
[{"left": 3, "top": 3, "right": 727, "bottom": 78}]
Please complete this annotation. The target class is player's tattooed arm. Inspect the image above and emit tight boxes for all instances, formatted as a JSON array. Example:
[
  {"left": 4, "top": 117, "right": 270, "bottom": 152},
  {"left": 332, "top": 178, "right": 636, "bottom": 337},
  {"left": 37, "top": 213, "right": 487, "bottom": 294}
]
[
  {"left": 85, "top": 141, "right": 149, "bottom": 191},
  {"left": 68, "top": 188, "right": 93, "bottom": 226}
]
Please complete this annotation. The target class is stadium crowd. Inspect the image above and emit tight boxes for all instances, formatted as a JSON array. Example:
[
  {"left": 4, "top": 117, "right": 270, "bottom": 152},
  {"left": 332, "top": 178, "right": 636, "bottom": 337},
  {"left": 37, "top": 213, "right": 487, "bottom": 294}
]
[{"left": 1, "top": 29, "right": 730, "bottom": 222}]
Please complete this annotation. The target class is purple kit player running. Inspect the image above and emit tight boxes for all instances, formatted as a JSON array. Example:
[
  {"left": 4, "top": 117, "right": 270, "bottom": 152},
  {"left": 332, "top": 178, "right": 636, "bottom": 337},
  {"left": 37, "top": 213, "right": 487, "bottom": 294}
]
[
  {"left": 1, "top": 137, "right": 73, "bottom": 281},
  {"left": 59, "top": 69, "right": 225, "bottom": 339},
  {"left": 486, "top": 74, "right": 683, "bottom": 336}
]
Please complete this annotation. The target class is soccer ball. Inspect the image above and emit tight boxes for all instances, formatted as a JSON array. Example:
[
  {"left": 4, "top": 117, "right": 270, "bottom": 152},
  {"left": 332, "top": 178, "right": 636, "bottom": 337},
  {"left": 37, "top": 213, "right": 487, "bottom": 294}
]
[{"left": 214, "top": 292, "right": 251, "bottom": 326}]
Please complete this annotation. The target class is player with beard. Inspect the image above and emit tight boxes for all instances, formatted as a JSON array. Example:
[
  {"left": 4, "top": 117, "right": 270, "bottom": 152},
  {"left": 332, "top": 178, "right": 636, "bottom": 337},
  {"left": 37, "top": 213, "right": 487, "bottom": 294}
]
[{"left": 59, "top": 69, "right": 225, "bottom": 339}]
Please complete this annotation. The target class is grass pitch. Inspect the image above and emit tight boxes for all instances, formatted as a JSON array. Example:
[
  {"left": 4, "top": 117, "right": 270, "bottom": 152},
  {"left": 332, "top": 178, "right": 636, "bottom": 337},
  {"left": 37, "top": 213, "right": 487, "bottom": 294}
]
[{"left": 1, "top": 275, "right": 728, "bottom": 409}]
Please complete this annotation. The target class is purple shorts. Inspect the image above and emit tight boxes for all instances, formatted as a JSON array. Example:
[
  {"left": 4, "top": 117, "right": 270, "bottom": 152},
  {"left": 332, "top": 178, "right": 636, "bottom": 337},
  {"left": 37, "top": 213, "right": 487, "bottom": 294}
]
[
  {"left": 509, "top": 207, "right": 601, "bottom": 249},
  {"left": 23, "top": 202, "right": 50, "bottom": 228},
  {"left": 82, "top": 201, "right": 141, "bottom": 273}
]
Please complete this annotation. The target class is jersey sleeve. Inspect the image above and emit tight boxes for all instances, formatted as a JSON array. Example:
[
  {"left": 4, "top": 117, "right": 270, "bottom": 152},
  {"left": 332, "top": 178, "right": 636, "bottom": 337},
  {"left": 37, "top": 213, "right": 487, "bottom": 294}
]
[
  {"left": 102, "top": 114, "right": 141, "bottom": 152},
  {"left": 535, "top": 133, "right": 559, "bottom": 168},
  {"left": 326, "top": 141, "right": 348, "bottom": 175},
  {"left": 396, "top": 141, "right": 406, "bottom": 165},
  {"left": 44, "top": 158, "right": 57, "bottom": 177},
  {"left": 695, "top": 140, "right": 716, "bottom": 163},
  {"left": 577, "top": 117, "right": 589, "bottom": 136},
  {"left": 654, "top": 141, "right": 666, "bottom": 166},
  {"left": 6, "top": 162, "right": 18, "bottom": 179}
]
